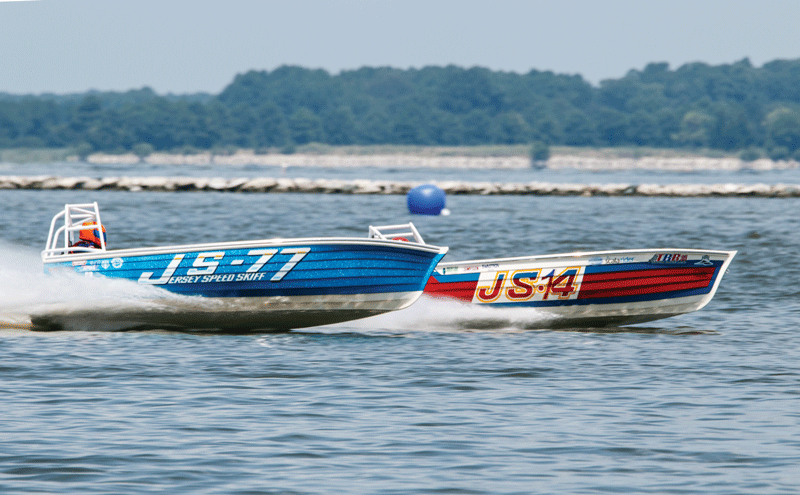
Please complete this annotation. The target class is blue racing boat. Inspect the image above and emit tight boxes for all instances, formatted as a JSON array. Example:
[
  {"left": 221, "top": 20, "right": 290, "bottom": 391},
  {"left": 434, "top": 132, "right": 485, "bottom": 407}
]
[{"left": 38, "top": 203, "right": 448, "bottom": 331}]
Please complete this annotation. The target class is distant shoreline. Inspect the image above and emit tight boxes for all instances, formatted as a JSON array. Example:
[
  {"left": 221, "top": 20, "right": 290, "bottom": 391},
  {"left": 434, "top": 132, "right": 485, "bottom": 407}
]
[
  {"left": 86, "top": 150, "right": 798, "bottom": 172},
  {"left": 2, "top": 145, "right": 798, "bottom": 171}
]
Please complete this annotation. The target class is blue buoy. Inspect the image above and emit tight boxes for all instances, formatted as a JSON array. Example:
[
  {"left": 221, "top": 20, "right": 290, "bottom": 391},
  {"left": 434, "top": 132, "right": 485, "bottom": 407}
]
[{"left": 407, "top": 184, "right": 446, "bottom": 215}]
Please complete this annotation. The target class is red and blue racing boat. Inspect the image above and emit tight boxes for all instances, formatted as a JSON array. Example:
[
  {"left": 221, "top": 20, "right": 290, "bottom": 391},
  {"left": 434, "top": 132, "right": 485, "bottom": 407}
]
[
  {"left": 38, "top": 203, "right": 448, "bottom": 331},
  {"left": 424, "top": 248, "right": 735, "bottom": 327}
]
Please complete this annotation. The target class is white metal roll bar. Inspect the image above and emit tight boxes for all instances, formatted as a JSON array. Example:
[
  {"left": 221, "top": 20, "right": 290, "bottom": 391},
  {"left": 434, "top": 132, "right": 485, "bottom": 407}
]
[
  {"left": 42, "top": 202, "right": 107, "bottom": 260},
  {"left": 368, "top": 223, "right": 425, "bottom": 244}
]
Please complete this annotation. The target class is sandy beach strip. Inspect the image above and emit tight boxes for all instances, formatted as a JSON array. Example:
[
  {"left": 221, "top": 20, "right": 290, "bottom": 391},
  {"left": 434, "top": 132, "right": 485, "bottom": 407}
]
[
  {"left": 3, "top": 175, "right": 799, "bottom": 197},
  {"left": 80, "top": 151, "right": 800, "bottom": 172}
]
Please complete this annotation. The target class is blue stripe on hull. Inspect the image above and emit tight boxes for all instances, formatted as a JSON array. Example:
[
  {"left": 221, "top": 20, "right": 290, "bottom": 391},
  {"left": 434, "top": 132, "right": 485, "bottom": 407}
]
[{"left": 48, "top": 243, "right": 446, "bottom": 298}]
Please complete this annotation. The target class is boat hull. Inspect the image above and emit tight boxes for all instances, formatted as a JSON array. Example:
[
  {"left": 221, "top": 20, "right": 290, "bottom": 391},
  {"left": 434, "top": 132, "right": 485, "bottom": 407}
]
[
  {"left": 424, "top": 249, "right": 736, "bottom": 327},
  {"left": 30, "top": 291, "right": 424, "bottom": 332},
  {"left": 39, "top": 239, "right": 447, "bottom": 331}
]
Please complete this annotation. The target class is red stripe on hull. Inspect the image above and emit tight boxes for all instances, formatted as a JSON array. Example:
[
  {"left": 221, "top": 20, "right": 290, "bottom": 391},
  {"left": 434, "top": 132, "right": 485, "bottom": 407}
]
[
  {"left": 580, "top": 272, "right": 713, "bottom": 293},
  {"left": 584, "top": 266, "right": 715, "bottom": 283},
  {"left": 578, "top": 267, "right": 715, "bottom": 300},
  {"left": 424, "top": 276, "right": 477, "bottom": 302},
  {"left": 579, "top": 279, "right": 712, "bottom": 299},
  {"left": 425, "top": 266, "right": 718, "bottom": 303}
]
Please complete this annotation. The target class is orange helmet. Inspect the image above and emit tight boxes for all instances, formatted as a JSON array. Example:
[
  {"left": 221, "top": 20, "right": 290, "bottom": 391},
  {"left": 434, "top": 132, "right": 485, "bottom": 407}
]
[{"left": 79, "top": 221, "right": 107, "bottom": 247}]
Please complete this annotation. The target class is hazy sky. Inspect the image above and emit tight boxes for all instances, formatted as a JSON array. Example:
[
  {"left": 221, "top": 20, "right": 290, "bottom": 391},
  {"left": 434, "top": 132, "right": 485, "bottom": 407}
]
[{"left": 1, "top": 0, "right": 799, "bottom": 95}]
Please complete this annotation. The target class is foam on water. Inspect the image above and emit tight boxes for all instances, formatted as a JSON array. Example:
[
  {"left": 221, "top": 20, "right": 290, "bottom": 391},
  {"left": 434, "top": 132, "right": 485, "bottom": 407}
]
[
  {"left": 331, "top": 295, "right": 559, "bottom": 334},
  {"left": 0, "top": 243, "right": 185, "bottom": 330}
]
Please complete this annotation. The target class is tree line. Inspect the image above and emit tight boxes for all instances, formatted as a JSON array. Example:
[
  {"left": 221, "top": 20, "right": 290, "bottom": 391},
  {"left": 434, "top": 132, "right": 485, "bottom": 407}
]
[{"left": 2, "top": 59, "right": 800, "bottom": 160}]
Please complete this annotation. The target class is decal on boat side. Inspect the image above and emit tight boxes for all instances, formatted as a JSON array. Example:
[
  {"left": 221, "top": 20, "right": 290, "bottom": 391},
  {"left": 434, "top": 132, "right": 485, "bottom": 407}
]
[
  {"left": 462, "top": 263, "right": 500, "bottom": 272},
  {"left": 694, "top": 255, "right": 714, "bottom": 266},
  {"left": 473, "top": 266, "right": 583, "bottom": 304},
  {"left": 476, "top": 271, "right": 508, "bottom": 302},
  {"left": 602, "top": 256, "right": 634, "bottom": 265},
  {"left": 649, "top": 253, "right": 689, "bottom": 264},
  {"left": 187, "top": 251, "right": 225, "bottom": 276},
  {"left": 138, "top": 254, "right": 185, "bottom": 284},
  {"left": 137, "top": 248, "right": 310, "bottom": 285}
]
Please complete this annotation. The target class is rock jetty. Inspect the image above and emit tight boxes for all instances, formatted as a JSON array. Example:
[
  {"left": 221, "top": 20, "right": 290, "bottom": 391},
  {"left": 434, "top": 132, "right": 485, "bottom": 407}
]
[{"left": 2, "top": 175, "right": 799, "bottom": 197}]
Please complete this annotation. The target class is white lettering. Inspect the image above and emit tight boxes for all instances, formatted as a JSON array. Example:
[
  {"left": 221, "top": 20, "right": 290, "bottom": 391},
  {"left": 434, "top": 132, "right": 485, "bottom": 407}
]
[
  {"left": 188, "top": 251, "right": 224, "bottom": 276},
  {"left": 139, "top": 254, "right": 185, "bottom": 285},
  {"left": 272, "top": 247, "right": 310, "bottom": 281},
  {"left": 246, "top": 249, "right": 278, "bottom": 273}
]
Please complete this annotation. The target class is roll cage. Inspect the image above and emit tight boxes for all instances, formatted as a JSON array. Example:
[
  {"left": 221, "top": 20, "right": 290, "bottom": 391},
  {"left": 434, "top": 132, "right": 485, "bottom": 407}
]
[{"left": 42, "top": 202, "right": 107, "bottom": 260}]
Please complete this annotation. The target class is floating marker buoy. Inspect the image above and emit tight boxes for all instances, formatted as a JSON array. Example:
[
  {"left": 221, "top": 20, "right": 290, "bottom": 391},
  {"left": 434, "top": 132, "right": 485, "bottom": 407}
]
[{"left": 407, "top": 184, "right": 446, "bottom": 215}]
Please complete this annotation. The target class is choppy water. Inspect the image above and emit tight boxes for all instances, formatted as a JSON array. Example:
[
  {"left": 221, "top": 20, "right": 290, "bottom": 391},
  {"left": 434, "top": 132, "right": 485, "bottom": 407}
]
[{"left": 1, "top": 168, "right": 800, "bottom": 493}]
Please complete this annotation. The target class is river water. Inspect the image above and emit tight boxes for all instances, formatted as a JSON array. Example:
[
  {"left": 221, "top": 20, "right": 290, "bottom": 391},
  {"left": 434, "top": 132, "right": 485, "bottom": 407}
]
[{"left": 1, "top": 163, "right": 799, "bottom": 494}]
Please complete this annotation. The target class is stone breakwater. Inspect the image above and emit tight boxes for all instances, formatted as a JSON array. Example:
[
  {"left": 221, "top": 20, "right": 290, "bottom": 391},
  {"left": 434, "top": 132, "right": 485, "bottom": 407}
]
[{"left": 3, "top": 175, "right": 800, "bottom": 197}]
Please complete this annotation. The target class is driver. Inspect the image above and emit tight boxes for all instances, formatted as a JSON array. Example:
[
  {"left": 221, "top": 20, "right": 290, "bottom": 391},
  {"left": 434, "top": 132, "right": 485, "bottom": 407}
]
[{"left": 71, "top": 221, "right": 107, "bottom": 249}]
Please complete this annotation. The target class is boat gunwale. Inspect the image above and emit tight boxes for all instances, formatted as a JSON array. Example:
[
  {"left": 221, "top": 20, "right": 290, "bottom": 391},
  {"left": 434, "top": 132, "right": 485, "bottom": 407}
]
[
  {"left": 436, "top": 248, "right": 737, "bottom": 268},
  {"left": 43, "top": 237, "right": 448, "bottom": 263}
]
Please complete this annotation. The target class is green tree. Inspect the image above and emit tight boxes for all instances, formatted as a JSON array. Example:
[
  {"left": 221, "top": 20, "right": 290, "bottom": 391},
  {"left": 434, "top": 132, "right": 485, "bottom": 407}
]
[
  {"left": 561, "top": 110, "right": 597, "bottom": 146},
  {"left": 461, "top": 110, "right": 492, "bottom": 145},
  {"left": 6, "top": 60, "right": 800, "bottom": 152},
  {"left": 495, "top": 112, "right": 531, "bottom": 144},
  {"left": 253, "top": 103, "right": 288, "bottom": 147},
  {"left": 626, "top": 111, "right": 661, "bottom": 146},
  {"left": 322, "top": 106, "right": 357, "bottom": 145},
  {"left": 354, "top": 108, "right": 391, "bottom": 144},
  {"left": 765, "top": 107, "right": 800, "bottom": 153},
  {"left": 288, "top": 108, "right": 322, "bottom": 144},
  {"left": 426, "top": 110, "right": 463, "bottom": 145},
  {"left": 708, "top": 104, "right": 756, "bottom": 150},
  {"left": 0, "top": 106, "right": 19, "bottom": 145},
  {"left": 595, "top": 108, "right": 628, "bottom": 145},
  {"left": 437, "top": 66, "right": 502, "bottom": 114},
  {"left": 674, "top": 110, "right": 715, "bottom": 148}
]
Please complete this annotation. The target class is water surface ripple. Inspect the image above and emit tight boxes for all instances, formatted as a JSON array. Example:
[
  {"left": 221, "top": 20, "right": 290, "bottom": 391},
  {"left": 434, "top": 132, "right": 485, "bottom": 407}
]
[{"left": 1, "top": 184, "right": 799, "bottom": 494}]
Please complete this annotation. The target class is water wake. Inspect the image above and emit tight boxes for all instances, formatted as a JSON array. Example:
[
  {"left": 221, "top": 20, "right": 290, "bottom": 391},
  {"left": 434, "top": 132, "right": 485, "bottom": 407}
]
[
  {"left": 332, "top": 295, "right": 559, "bottom": 334},
  {"left": 0, "top": 243, "right": 186, "bottom": 331}
]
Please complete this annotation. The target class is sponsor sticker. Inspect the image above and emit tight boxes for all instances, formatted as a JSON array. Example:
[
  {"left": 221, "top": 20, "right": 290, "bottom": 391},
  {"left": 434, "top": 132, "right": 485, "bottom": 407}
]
[
  {"left": 694, "top": 255, "right": 714, "bottom": 266},
  {"left": 649, "top": 253, "right": 689, "bottom": 264},
  {"left": 603, "top": 256, "right": 634, "bottom": 265}
]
